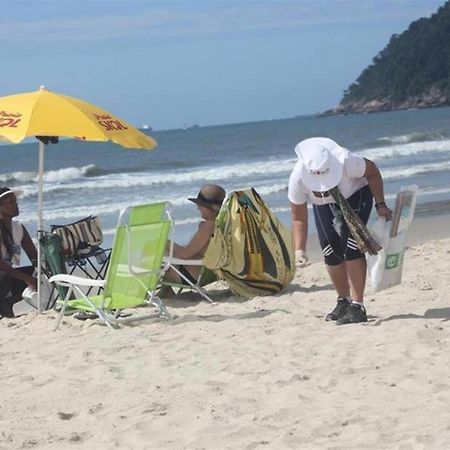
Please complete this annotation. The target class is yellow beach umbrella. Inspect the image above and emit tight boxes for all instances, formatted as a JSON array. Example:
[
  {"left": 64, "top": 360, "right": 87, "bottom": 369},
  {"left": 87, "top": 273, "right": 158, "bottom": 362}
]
[
  {"left": 0, "top": 86, "right": 156, "bottom": 148},
  {"left": 0, "top": 86, "right": 157, "bottom": 310}
]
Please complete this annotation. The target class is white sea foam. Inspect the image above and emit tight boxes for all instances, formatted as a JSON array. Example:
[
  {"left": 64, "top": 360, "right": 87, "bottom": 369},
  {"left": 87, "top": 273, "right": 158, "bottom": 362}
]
[
  {"left": 17, "top": 159, "right": 298, "bottom": 197},
  {"left": 98, "top": 158, "right": 297, "bottom": 187},
  {"left": 20, "top": 154, "right": 446, "bottom": 201},
  {"left": 360, "top": 139, "right": 450, "bottom": 160},
  {"left": 226, "top": 183, "right": 288, "bottom": 197},
  {"left": 376, "top": 132, "right": 444, "bottom": 145},
  {"left": 17, "top": 160, "right": 449, "bottom": 225},
  {"left": 19, "top": 182, "right": 450, "bottom": 231},
  {"left": 14, "top": 140, "right": 450, "bottom": 200},
  {"left": 382, "top": 160, "right": 450, "bottom": 179},
  {"left": 18, "top": 190, "right": 203, "bottom": 224},
  {"left": 18, "top": 183, "right": 288, "bottom": 225},
  {"left": 43, "top": 164, "right": 97, "bottom": 182},
  {"left": 254, "top": 183, "right": 287, "bottom": 196},
  {"left": 13, "top": 142, "right": 450, "bottom": 228},
  {"left": 0, "top": 171, "right": 36, "bottom": 184},
  {"left": 0, "top": 164, "right": 97, "bottom": 186}
]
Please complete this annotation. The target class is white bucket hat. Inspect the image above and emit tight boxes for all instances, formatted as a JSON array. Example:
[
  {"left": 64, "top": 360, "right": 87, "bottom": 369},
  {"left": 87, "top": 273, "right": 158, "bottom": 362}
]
[{"left": 295, "top": 137, "right": 347, "bottom": 192}]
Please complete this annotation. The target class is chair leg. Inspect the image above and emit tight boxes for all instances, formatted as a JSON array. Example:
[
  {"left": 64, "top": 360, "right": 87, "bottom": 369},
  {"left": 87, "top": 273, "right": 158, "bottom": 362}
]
[
  {"left": 170, "top": 265, "right": 215, "bottom": 304},
  {"left": 191, "top": 284, "right": 215, "bottom": 304},
  {"left": 148, "top": 292, "right": 173, "bottom": 320},
  {"left": 83, "top": 296, "right": 116, "bottom": 330},
  {"left": 54, "top": 285, "right": 74, "bottom": 331},
  {"left": 52, "top": 279, "right": 172, "bottom": 330},
  {"left": 101, "top": 291, "right": 173, "bottom": 326},
  {"left": 54, "top": 284, "right": 117, "bottom": 330},
  {"left": 155, "top": 297, "right": 173, "bottom": 320}
]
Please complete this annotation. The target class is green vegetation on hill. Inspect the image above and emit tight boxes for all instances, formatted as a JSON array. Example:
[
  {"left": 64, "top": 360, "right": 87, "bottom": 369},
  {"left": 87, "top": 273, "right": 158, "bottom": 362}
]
[{"left": 331, "top": 1, "right": 450, "bottom": 114}]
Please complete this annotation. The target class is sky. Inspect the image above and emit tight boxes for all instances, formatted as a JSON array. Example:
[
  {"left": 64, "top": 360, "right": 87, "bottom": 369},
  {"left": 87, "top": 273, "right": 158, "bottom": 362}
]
[{"left": 1, "top": 0, "right": 445, "bottom": 130}]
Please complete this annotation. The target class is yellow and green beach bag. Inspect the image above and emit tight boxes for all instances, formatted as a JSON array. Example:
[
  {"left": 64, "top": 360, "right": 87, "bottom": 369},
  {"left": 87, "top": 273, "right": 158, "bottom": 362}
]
[{"left": 204, "top": 188, "right": 295, "bottom": 299}]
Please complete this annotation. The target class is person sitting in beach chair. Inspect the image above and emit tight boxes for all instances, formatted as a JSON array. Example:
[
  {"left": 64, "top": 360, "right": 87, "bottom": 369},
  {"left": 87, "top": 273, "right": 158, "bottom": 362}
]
[
  {"left": 0, "top": 187, "right": 38, "bottom": 318},
  {"left": 158, "top": 184, "right": 226, "bottom": 300}
]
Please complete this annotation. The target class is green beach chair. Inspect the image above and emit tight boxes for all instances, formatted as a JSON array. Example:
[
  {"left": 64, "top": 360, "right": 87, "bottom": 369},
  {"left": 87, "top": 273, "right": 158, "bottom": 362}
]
[{"left": 50, "top": 202, "right": 174, "bottom": 329}]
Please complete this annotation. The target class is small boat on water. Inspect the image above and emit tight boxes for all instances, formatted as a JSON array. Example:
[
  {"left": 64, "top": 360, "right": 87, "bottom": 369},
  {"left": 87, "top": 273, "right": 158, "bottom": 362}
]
[{"left": 182, "top": 123, "right": 200, "bottom": 130}]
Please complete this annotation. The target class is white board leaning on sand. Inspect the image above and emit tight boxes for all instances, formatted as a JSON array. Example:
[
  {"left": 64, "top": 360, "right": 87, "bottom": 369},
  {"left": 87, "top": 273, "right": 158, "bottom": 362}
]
[{"left": 367, "top": 186, "right": 418, "bottom": 292}]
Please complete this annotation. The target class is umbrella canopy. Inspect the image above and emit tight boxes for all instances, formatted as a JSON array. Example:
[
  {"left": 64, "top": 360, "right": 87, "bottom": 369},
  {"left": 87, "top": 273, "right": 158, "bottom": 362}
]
[
  {"left": 0, "top": 86, "right": 156, "bottom": 148},
  {"left": 0, "top": 86, "right": 157, "bottom": 311}
]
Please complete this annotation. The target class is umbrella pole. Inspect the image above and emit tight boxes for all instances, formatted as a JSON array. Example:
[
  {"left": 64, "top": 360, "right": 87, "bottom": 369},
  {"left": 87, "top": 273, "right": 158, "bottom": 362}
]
[{"left": 37, "top": 140, "right": 45, "bottom": 313}]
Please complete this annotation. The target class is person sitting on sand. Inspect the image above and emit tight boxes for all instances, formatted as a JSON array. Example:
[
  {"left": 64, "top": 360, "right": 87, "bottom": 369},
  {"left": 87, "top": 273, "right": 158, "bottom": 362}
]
[
  {"left": 0, "top": 187, "right": 38, "bottom": 318},
  {"left": 159, "top": 184, "right": 226, "bottom": 297}
]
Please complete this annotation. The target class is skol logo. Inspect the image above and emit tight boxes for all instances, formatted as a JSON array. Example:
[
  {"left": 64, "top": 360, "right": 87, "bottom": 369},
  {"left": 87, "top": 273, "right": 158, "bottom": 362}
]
[
  {"left": 94, "top": 113, "right": 128, "bottom": 131},
  {"left": 385, "top": 252, "right": 400, "bottom": 270},
  {"left": 0, "top": 111, "right": 22, "bottom": 128}
]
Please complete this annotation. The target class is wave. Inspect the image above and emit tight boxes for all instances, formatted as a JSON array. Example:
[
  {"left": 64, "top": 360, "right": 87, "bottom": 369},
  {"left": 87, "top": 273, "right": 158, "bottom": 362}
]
[
  {"left": 17, "top": 159, "right": 450, "bottom": 224},
  {"left": 0, "top": 171, "right": 36, "bottom": 184},
  {"left": 0, "top": 164, "right": 98, "bottom": 186},
  {"left": 375, "top": 131, "right": 445, "bottom": 145},
  {"left": 360, "top": 139, "right": 450, "bottom": 160},
  {"left": 43, "top": 164, "right": 99, "bottom": 182},
  {"left": 16, "top": 158, "right": 298, "bottom": 197},
  {"left": 382, "top": 160, "right": 450, "bottom": 180},
  {"left": 10, "top": 138, "right": 450, "bottom": 200},
  {"left": 21, "top": 149, "right": 450, "bottom": 199},
  {"left": 19, "top": 191, "right": 204, "bottom": 224},
  {"left": 251, "top": 183, "right": 287, "bottom": 196},
  {"left": 10, "top": 141, "right": 448, "bottom": 193},
  {"left": 18, "top": 182, "right": 450, "bottom": 230},
  {"left": 18, "top": 182, "right": 290, "bottom": 225}
]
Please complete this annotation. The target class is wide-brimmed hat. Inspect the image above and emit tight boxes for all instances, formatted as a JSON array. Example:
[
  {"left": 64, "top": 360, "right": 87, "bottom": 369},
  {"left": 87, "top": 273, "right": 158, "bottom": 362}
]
[
  {"left": 0, "top": 187, "right": 24, "bottom": 201},
  {"left": 295, "top": 137, "right": 347, "bottom": 192},
  {"left": 188, "top": 184, "right": 226, "bottom": 211}
]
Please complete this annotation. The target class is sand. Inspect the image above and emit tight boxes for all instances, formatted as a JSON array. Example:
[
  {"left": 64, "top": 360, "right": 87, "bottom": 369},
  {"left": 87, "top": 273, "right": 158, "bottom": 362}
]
[{"left": 1, "top": 235, "right": 450, "bottom": 449}]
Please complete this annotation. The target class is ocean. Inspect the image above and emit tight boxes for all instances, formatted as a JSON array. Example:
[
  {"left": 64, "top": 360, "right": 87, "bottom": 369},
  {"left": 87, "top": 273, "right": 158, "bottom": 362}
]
[{"left": 2, "top": 107, "right": 450, "bottom": 249}]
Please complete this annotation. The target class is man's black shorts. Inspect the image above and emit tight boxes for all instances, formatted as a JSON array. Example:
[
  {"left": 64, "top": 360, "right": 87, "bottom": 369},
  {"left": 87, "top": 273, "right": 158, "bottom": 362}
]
[{"left": 312, "top": 185, "right": 373, "bottom": 266}]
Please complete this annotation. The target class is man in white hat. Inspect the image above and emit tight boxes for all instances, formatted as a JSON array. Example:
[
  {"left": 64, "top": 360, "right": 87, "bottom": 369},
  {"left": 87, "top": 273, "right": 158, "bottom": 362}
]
[
  {"left": 288, "top": 137, "right": 392, "bottom": 325},
  {"left": 0, "top": 187, "right": 37, "bottom": 318}
]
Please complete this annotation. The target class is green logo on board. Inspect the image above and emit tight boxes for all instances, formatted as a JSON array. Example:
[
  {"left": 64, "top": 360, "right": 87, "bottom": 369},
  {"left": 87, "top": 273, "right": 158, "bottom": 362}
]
[{"left": 385, "top": 252, "right": 401, "bottom": 269}]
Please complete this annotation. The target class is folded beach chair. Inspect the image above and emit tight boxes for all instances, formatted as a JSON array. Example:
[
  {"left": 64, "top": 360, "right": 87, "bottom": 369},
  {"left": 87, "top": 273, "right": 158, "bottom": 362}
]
[
  {"left": 50, "top": 202, "right": 174, "bottom": 329},
  {"left": 39, "top": 232, "right": 69, "bottom": 309}
]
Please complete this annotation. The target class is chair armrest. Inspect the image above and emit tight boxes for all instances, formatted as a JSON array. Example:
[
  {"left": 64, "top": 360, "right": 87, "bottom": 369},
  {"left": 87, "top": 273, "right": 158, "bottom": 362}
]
[
  {"left": 49, "top": 274, "right": 105, "bottom": 288},
  {"left": 164, "top": 257, "right": 203, "bottom": 266}
]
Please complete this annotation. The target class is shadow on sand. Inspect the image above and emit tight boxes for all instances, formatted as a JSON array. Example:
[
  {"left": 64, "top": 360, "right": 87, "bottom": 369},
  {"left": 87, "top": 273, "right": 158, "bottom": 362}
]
[
  {"left": 162, "top": 286, "right": 292, "bottom": 324},
  {"left": 374, "top": 307, "right": 450, "bottom": 324},
  {"left": 282, "top": 282, "right": 335, "bottom": 295},
  {"left": 170, "top": 308, "right": 289, "bottom": 325}
]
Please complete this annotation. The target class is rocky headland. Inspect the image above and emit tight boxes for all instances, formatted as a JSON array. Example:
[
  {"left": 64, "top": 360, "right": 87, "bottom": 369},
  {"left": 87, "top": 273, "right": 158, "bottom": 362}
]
[
  {"left": 322, "top": 87, "right": 450, "bottom": 116},
  {"left": 322, "top": 1, "right": 450, "bottom": 117}
]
